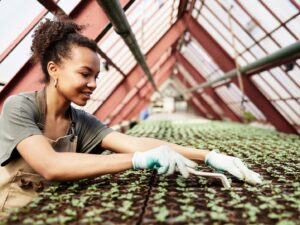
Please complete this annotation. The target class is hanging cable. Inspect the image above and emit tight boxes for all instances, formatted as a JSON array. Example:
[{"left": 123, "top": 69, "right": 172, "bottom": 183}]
[{"left": 227, "top": 5, "right": 250, "bottom": 118}]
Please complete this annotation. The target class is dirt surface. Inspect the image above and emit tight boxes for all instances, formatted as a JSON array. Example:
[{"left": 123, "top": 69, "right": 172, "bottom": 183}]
[{"left": 2, "top": 120, "right": 300, "bottom": 225}]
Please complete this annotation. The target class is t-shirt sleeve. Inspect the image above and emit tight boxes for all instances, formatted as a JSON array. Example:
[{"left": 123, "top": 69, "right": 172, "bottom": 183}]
[
  {"left": 76, "top": 110, "right": 114, "bottom": 153},
  {"left": 0, "top": 95, "right": 42, "bottom": 166}
]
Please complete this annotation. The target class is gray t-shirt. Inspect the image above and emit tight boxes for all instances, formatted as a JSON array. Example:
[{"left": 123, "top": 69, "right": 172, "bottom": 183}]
[{"left": 0, "top": 91, "right": 114, "bottom": 166}]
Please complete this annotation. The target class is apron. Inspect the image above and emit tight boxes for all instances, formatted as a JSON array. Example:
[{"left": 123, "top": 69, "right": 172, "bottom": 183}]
[{"left": 0, "top": 88, "right": 78, "bottom": 219}]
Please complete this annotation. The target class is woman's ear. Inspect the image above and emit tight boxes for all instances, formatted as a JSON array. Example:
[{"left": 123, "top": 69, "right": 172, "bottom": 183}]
[{"left": 47, "top": 61, "right": 59, "bottom": 80}]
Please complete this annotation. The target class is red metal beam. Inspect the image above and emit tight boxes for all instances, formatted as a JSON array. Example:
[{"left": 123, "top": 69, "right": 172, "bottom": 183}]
[
  {"left": 185, "top": 15, "right": 297, "bottom": 134},
  {"left": 175, "top": 52, "right": 242, "bottom": 122},
  {"left": 94, "top": 19, "right": 186, "bottom": 120},
  {"left": 124, "top": 96, "right": 150, "bottom": 121},
  {"left": 0, "top": 0, "right": 130, "bottom": 111},
  {"left": 110, "top": 58, "right": 174, "bottom": 125},
  {"left": 177, "top": 72, "right": 218, "bottom": 119},
  {"left": 188, "top": 98, "right": 207, "bottom": 117},
  {"left": 109, "top": 56, "right": 176, "bottom": 124},
  {"left": 37, "top": 0, "right": 65, "bottom": 15},
  {"left": 0, "top": 0, "right": 61, "bottom": 63}
]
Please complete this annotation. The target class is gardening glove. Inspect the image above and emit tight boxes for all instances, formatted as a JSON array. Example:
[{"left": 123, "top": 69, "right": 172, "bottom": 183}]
[
  {"left": 132, "top": 145, "right": 198, "bottom": 178},
  {"left": 205, "top": 149, "right": 262, "bottom": 185}
]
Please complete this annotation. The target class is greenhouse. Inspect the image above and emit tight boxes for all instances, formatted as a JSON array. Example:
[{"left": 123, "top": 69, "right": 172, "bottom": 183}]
[{"left": 0, "top": 0, "right": 299, "bottom": 224}]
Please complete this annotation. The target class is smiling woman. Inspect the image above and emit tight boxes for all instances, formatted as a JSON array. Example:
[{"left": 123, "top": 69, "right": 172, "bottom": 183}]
[{"left": 0, "top": 16, "right": 260, "bottom": 219}]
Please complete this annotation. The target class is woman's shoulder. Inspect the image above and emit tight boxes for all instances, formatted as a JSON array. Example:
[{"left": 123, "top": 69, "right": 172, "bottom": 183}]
[{"left": 2, "top": 91, "right": 37, "bottom": 113}]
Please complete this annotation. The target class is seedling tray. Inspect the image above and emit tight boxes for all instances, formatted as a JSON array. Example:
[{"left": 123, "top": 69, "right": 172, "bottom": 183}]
[{"left": 2, "top": 120, "right": 300, "bottom": 224}]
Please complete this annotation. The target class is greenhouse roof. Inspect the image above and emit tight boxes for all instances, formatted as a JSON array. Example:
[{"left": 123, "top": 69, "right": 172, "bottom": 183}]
[{"left": 0, "top": 0, "right": 300, "bottom": 134}]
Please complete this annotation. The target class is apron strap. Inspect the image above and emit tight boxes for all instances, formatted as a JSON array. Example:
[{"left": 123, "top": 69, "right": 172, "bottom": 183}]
[{"left": 35, "top": 88, "right": 46, "bottom": 131}]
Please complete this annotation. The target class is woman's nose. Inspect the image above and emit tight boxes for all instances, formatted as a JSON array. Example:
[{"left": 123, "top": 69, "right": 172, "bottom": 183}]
[{"left": 87, "top": 78, "right": 97, "bottom": 89}]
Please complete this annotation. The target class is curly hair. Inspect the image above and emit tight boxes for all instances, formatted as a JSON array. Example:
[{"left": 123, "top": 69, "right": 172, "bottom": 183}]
[{"left": 31, "top": 17, "right": 98, "bottom": 83}]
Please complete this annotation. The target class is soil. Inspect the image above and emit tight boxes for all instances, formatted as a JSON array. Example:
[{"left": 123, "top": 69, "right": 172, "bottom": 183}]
[{"left": 3, "top": 121, "right": 300, "bottom": 225}]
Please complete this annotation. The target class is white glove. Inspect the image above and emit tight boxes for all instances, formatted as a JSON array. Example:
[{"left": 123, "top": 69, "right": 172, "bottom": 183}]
[
  {"left": 132, "top": 145, "right": 197, "bottom": 178},
  {"left": 205, "top": 149, "right": 262, "bottom": 185}
]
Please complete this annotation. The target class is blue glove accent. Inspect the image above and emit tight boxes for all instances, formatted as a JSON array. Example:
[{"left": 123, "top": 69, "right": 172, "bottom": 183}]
[{"left": 132, "top": 146, "right": 198, "bottom": 178}]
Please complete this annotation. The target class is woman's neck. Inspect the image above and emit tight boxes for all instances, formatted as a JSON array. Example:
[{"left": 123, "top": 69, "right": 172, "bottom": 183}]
[{"left": 45, "top": 86, "right": 70, "bottom": 120}]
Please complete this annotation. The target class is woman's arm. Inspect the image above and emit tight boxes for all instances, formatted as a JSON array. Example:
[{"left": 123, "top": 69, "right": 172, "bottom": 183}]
[
  {"left": 101, "top": 132, "right": 210, "bottom": 162},
  {"left": 17, "top": 135, "right": 133, "bottom": 181}
]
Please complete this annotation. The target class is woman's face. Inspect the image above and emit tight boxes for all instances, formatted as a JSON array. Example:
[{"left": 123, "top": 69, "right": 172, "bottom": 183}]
[{"left": 55, "top": 45, "right": 100, "bottom": 106}]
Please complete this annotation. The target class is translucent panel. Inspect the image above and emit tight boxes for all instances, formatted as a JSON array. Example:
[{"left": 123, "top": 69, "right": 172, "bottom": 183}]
[
  {"left": 0, "top": 0, "right": 43, "bottom": 54},
  {"left": 260, "top": 71, "right": 291, "bottom": 99},
  {"left": 216, "top": 86, "right": 237, "bottom": 104},
  {"left": 202, "top": 93, "right": 224, "bottom": 116},
  {"left": 245, "top": 100, "right": 267, "bottom": 121},
  {"left": 219, "top": 0, "right": 251, "bottom": 28},
  {"left": 270, "top": 68, "right": 300, "bottom": 98},
  {"left": 184, "top": 52, "right": 208, "bottom": 78},
  {"left": 201, "top": 6, "right": 245, "bottom": 53},
  {"left": 218, "top": 88, "right": 241, "bottom": 119},
  {"left": 261, "top": 0, "right": 298, "bottom": 22},
  {"left": 223, "top": 83, "right": 263, "bottom": 121},
  {"left": 121, "top": 57, "right": 136, "bottom": 75},
  {"left": 287, "top": 65, "right": 300, "bottom": 87},
  {"left": 271, "top": 27, "right": 297, "bottom": 47},
  {"left": 134, "top": 0, "right": 175, "bottom": 54},
  {"left": 192, "top": 8, "right": 198, "bottom": 18},
  {"left": 286, "top": 100, "right": 300, "bottom": 125},
  {"left": 249, "top": 45, "right": 266, "bottom": 58},
  {"left": 185, "top": 46, "right": 212, "bottom": 76},
  {"left": 194, "top": 0, "right": 201, "bottom": 10},
  {"left": 229, "top": 83, "right": 249, "bottom": 103},
  {"left": 58, "top": 0, "right": 81, "bottom": 14},
  {"left": 177, "top": 64, "right": 197, "bottom": 87},
  {"left": 196, "top": 16, "right": 234, "bottom": 58},
  {"left": 275, "top": 100, "right": 300, "bottom": 124},
  {"left": 219, "top": 1, "right": 266, "bottom": 40},
  {"left": 241, "top": 51, "right": 256, "bottom": 64},
  {"left": 259, "top": 37, "right": 280, "bottom": 54},
  {"left": 126, "top": 0, "right": 147, "bottom": 24},
  {"left": 143, "top": 20, "right": 171, "bottom": 53},
  {"left": 0, "top": 13, "right": 54, "bottom": 84},
  {"left": 239, "top": 0, "right": 280, "bottom": 32},
  {"left": 206, "top": 0, "right": 254, "bottom": 48},
  {"left": 272, "top": 101, "right": 293, "bottom": 124},
  {"left": 251, "top": 75, "right": 279, "bottom": 100},
  {"left": 286, "top": 15, "right": 300, "bottom": 39},
  {"left": 237, "top": 56, "right": 247, "bottom": 67}
]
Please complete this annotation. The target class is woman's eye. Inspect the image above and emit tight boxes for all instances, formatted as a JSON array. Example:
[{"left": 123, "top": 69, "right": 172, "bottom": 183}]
[{"left": 81, "top": 73, "right": 89, "bottom": 77}]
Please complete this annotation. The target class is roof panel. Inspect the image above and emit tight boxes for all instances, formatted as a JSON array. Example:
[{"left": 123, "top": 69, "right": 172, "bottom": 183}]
[
  {"left": 0, "top": 12, "right": 55, "bottom": 84},
  {"left": 57, "top": 0, "right": 81, "bottom": 14},
  {"left": 261, "top": 0, "right": 298, "bottom": 22},
  {"left": 0, "top": 0, "right": 43, "bottom": 54},
  {"left": 238, "top": 0, "right": 280, "bottom": 32},
  {"left": 271, "top": 27, "right": 297, "bottom": 47},
  {"left": 286, "top": 15, "right": 300, "bottom": 39}
]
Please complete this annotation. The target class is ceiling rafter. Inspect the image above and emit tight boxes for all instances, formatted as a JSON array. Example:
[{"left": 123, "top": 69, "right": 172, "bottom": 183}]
[
  {"left": 184, "top": 14, "right": 298, "bottom": 134},
  {"left": 175, "top": 52, "right": 242, "bottom": 122}
]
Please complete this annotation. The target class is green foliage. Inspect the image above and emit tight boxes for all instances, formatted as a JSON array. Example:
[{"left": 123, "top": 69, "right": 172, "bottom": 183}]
[{"left": 3, "top": 120, "right": 300, "bottom": 225}]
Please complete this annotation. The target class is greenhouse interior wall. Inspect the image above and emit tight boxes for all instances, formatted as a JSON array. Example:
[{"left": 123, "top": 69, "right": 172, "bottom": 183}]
[{"left": 0, "top": 0, "right": 299, "bottom": 224}]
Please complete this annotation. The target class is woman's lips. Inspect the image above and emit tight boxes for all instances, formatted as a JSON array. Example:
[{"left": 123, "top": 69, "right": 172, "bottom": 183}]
[{"left": 81, "top": 92, "right": 92, "bottom": 100}]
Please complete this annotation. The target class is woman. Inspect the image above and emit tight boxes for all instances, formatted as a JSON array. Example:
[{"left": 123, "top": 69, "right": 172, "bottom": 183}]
[{"left": 0, "top": 17, "right": 261, "bottom": 217}]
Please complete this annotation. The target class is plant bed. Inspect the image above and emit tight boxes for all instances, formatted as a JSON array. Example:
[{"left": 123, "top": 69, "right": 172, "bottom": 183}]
[{"left": 2, "top": 120, "right": 300, "bottom": 224}]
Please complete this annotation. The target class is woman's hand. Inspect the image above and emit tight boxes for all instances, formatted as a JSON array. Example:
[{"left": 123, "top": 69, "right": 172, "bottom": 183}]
[
  {"left": 132, "top": 145, "right": 198, "bottom": 178},
  {"left": 205, "top": 150, "right": 262, "bottom": 185}
]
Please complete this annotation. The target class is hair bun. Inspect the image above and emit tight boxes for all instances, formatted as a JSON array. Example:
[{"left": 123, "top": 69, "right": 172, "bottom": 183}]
[{"left": 31, "top": 17, "right": 83, "bottom": 63}]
